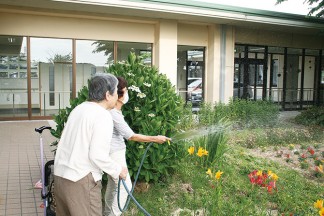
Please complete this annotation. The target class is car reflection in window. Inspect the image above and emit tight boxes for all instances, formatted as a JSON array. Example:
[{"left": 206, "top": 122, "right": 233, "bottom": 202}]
[{"left": 187, "top": 78, "right": 202, "bottom": 105}]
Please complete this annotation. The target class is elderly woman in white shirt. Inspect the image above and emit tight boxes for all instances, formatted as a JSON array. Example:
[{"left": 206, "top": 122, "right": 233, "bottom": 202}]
[
  {"left": 54, "top": 73, "right": 128, "bottom": 216},
  {"left": 103, "top": 76, "right": 171, "bottom": 216}
]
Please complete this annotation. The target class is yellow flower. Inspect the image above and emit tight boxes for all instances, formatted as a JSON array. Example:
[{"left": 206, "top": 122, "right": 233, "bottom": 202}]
[
  {"left": 317, "top": 165, "right": 323, "bottom": 173},
  {"left": 215, "top": 170, "right": 223, "bottom": 180},
  {"left": 314, "top": 199, "right": 324, "bottom": 209},
  {"left": 268, "top": 170, "right": 273, "bottom": 176},
  {"left": 256, "top": 170, "right": 263, "bottom": 176},
  {"left": 319, "top": 208, "right": 324, "bottom": 216},
  {"left": 197, "top": 147, "right": 204, "bottom": 157},
  {"left": 203, "top": 149, "right": 209, "bottom": 156},
  {"left": 188, "top": 146, "right": 195, "bottom": 155},
  {"left": 206, "top": 168, "right": 212, "bottom": 177},
  {"left": 271, "top": 173, "right": 279, "bottom": 181}
]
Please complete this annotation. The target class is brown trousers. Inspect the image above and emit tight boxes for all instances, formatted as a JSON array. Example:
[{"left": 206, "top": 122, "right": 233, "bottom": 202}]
[{"left": 54, "top": 173, "right": 102, "bottom": 216}]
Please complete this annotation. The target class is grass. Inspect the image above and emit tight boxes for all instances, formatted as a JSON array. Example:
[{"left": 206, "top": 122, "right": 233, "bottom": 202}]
[{"left": 123, "top": 123, "right": 324, "bottom": 216}]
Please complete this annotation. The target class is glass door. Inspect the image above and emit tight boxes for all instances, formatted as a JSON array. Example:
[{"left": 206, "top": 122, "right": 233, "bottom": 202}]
[
  {"left": 177, "top": 46, "right": 205, "bottom": 108},
  {"left": 234, "top": 58, "right": 264, "bottom": 100},
  {"left": 248, "top": 60, "right": 264, "bottom": 100},
  {"left": 234, "top": 45, "right": 266, "bottom": 100},
  {"left": 319, "top": 53, "right": 324, "bottom": 105}
]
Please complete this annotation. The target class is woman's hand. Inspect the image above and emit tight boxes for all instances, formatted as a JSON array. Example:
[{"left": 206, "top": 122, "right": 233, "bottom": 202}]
[
  {"left": 119, "top": 166, "right": 128, "bottom": 180},
  {"left": 155, "top": 135, "right": 171, "bottom": 144}
]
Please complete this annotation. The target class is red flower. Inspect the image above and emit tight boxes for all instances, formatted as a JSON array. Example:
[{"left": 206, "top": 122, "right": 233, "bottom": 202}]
[
  {"left": 308, "top": 147, "right": 315, "bottom": 155},
  {"left": 248, "top": 170, "right": 278, "bottom": 193}
]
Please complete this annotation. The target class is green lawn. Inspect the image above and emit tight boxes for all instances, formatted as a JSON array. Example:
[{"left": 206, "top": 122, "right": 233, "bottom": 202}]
[{"left": 124, "top": 124, "right": 324, "bottom": 216}]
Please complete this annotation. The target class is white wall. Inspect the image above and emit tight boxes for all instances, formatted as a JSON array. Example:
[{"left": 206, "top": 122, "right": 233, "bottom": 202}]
[
  {"left": 0, "top": 12, "right": 155, "bottom": 43},
  {"left": 154, "top": 20, "right": 178, "bottom": 86}
]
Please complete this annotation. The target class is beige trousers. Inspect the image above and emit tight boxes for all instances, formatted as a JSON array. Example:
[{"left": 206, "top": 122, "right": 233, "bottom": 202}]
[
  {"left": 103, "top": 149, "right": 132, "bottom": 216},
  {"left": 54, "top": 173, "right": 102, "bottom": 216}
]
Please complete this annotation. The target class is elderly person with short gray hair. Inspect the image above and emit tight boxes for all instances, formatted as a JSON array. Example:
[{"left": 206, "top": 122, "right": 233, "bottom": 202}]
[{"left": 54, "top": 73, "right": 128, "bottom": 216}]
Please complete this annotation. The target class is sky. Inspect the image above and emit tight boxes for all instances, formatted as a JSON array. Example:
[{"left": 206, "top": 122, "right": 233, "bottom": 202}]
[{"left": 194, "top": 0, "right": 310, "bottom": 15}]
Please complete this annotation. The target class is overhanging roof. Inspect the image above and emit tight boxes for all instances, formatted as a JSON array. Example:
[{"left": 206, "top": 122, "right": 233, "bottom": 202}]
[{"left": 1, "top": 0, "right": 324, "bottom": 36}]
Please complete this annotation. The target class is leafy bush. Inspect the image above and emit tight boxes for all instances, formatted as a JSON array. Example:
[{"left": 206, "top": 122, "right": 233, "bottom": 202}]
[
  {"left": 109, "top": 53, "right": 184, "bottom": 182},
  {"left": 195, "top": 99, "right": 279, "bottom": 129},
  {"left": 176, "top": 103, "right": 198, "bottom": 131},
  {"left": 198, "top": 102, "right": 229, "bottom": 126},
  {"left": 295, "top": 106, "right": 324, "bottom": 126},
  {"left": 51, "top": 53, "right": 184, "bottom": 183},
  {"left": 227, "top": 99, "right": 280, "bottom": 128},
  {"left": 185, "top": 128, "right": 229, "bottom": 168}
]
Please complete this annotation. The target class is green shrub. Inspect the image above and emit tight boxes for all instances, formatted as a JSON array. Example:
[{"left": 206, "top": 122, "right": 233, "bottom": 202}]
[
  {"left": 109, "top": 53, "right": 184, "bottom": 182},
  {"left": 196, "top": 102, "right": 229, "bottom": 126},
  {"left": 196, "top": 99, "right": 279, "bottom": 129},
  {"left": 205, "top": 129, "right": 228, "bottom": 166},
  {"left": 295, "top": 106, "right": 324, "bottom": 126},
  {"left": 186, "top": 127, "right": 229, "bottom": 167},
  {"left": 227, "top": 99, "right": 280, "bottom": 128},
  {"left": 51, "top": 53, "right": 184, "bottom": 183},
  {"left": 175, "top": 103, "right": 198, "bottom": 131}
]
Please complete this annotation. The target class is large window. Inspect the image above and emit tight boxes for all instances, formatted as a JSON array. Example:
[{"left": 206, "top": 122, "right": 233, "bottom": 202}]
[
  {"left": 0, "top": 35, "right": 153, "bottom": 120},
  {"left": 76, "top": 40, "right": 114, "bottom": 93},
  {"left": 235, "top": 44, "right": 323, "bottom": 109},
  {"left": 0, "top": 36, "right": 28, "bottom": 118},
  {"left": 30, "top": 37, "right": 72, "bottom": 117},
  {"left": 117, "top": 42, "right": 152, "bottom": 65}
]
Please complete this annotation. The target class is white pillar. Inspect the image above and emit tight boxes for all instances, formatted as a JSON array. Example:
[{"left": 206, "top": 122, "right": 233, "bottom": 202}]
[
  {"left": 205, "top": 24, "right": 221, "bottom": 103},
  {"left": 205, "top": 24, "right": 235, "bottom": 104},
  {"left": 153, "top": 20, "right": 178, "bottom": 87},
  {"left": 223, "top": 25, "right": 235, "bottom": 103}
]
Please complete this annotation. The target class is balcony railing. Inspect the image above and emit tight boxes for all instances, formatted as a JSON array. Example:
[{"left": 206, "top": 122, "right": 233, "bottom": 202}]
[{"left": 0, "top": 89, "right": 72, "bottom": 117}]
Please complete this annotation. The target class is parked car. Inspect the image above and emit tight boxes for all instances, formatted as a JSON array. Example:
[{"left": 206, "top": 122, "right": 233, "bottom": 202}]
[
  {"left": 233, "top": 82, "right": 253, "bottom": 99},
  {"left": 188, "top": 78, "right": 202, "bottom": 105},
  {"left": 188, "top": 77, "right": 201, "bottom": 86}
]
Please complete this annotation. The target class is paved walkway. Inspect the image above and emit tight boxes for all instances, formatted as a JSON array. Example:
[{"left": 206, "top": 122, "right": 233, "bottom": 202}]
[{"left": 0, "top": 120, "right": 56, "bottom": 216}]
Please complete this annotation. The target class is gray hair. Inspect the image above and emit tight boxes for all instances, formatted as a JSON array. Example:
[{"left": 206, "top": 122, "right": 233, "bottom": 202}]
[{"left": 88, "top": 73, "right": 118, "bottom": 102}]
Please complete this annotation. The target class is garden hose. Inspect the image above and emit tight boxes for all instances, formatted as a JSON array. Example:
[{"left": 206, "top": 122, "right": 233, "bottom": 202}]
[{"left": 117, "top": 142, "right": 153, "bottom": 216}]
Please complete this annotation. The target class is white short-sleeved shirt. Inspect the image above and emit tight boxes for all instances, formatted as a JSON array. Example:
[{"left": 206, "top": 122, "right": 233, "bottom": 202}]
[{"left": 54, "top": 102, "right": 122, "bottom": 182}]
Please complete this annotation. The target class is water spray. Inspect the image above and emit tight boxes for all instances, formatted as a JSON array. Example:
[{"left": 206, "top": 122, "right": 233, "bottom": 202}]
[{"left": 117, "top": 124, "right": 226, "bottom": 215}]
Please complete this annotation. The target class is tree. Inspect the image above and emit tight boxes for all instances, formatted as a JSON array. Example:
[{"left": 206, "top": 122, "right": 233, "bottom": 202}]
[
  {"left": 47, "top": 53, "right": 72, "bottom": 63},
  {"left": 276, "top": 0, "right": 324, "bottom": 17},
  {"left": 91, "top": 41, "right": 114, "bottom": 65}
]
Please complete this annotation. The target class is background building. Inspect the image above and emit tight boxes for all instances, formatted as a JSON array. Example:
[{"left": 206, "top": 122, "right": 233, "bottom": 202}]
[{"left": 0, "top": 0, "right": 324, "bottom": 120}]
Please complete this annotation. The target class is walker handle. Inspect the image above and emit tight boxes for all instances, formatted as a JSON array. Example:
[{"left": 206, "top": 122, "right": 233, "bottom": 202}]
[{"left": 35, "top": 126, "right": 52, "bottom": 134}]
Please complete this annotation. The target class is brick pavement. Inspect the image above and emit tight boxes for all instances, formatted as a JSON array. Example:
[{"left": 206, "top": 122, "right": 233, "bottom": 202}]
[{"left": 0, "top": 121, "right": 55, "bottom": 216}]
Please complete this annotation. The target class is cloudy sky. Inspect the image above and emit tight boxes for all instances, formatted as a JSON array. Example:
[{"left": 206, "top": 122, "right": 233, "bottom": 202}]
[{"left": 194, "top": 0, "right": 310, "bottom": 15}]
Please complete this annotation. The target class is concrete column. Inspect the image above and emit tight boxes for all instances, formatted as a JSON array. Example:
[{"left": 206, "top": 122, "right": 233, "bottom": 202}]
[
  {"left": 153, "top": 20, "right": 178, "bottom": 86},
  {"left": 205, "top": 24, "right": 221, "bottom": 103},
  {"left": 206, "top": 24, "right": 235, "bottom": 104},
  {"left": 223, "top": 25, "right": 235, "bottom": 103}
]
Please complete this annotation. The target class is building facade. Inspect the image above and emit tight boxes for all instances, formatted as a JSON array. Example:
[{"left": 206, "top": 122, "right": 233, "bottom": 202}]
[{"left": 0, "top": 0, "right": 324, "bottom": 120}]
